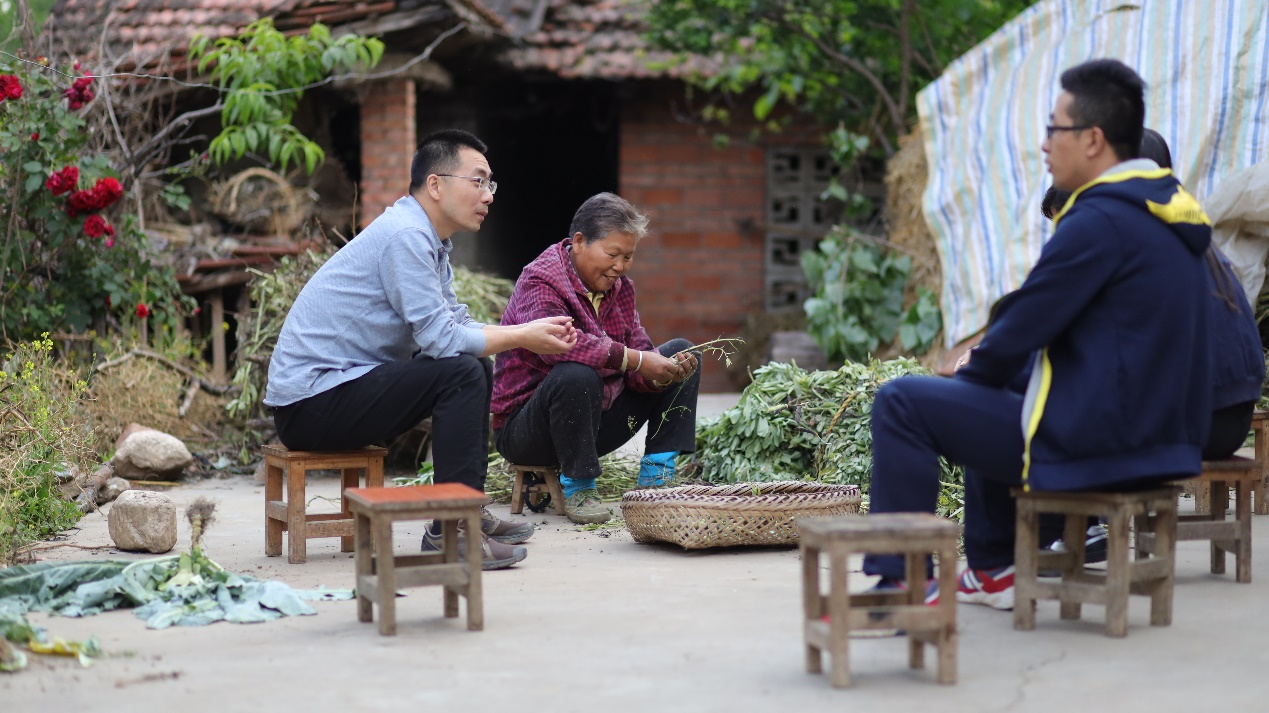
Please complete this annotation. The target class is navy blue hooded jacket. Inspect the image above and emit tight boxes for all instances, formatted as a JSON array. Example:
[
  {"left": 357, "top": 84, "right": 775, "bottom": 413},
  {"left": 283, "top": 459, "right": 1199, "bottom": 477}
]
[
  {"left": 956, "top": 164, "right": 1212, "bottom": 491},
  {"left": 1207, "top": 249, "right": 1264, "bottom": 410}
]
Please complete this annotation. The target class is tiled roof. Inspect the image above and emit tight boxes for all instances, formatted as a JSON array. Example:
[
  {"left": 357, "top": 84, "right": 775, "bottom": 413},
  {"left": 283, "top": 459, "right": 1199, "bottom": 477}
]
[
  {"left": 496, "top": 0, "right": 716, "bottom": 79},
  {"left": 46, "top": 0, "right": 493, "bottom": 65}
]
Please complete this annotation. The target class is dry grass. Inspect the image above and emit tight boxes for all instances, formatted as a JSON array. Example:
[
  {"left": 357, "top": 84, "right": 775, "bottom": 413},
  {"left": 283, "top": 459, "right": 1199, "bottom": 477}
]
[
  {"left": 85, "top": 348, "right": 226, "bottom": 455},
  {"left": 884, "top": 126, "right": 948, "bottom": 368}
]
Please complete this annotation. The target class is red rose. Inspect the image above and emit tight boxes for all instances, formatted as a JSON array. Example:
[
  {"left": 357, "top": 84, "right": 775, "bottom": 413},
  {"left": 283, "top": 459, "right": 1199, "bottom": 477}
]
[
  {"left": 135, "top": 303, "right": 150, "bottom": 319},
  {"left": 92, "top": 177, "right": 123, "bottom": 209},
  {"left": 0, "top": 75, "right": 22, "bottom": 101},
  {"left": 83, "top": 214, "right": 114, "bottom": 238},
  {"left": 30, "top": 133, "right": 38, "bottom": 141},
  {"left": 63, "top": 73, "right": 94, "bottom": 110},
  {"left": 45, "top": 166, "right": 79, "bottom": 196},
  {"left": 65, "top": 189, "right": 97, "bottom": 216},
  {"left": 104, "top": 236, "right": 115, "bottom": 248}
]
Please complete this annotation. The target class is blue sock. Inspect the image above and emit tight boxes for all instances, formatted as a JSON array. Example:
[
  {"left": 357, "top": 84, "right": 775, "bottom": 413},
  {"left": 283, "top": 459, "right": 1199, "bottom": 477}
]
[
  {"left": 638, "top": 451, "right": 679, "bottom": 487},
  {"left": 560, "top": 474, "right": 596, "bottom": 499}
]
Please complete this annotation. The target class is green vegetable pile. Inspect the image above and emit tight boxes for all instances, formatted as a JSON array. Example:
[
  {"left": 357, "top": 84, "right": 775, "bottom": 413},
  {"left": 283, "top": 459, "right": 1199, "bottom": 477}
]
[{"left": 690, "top": 358, "right": 964, "bottom": 519}]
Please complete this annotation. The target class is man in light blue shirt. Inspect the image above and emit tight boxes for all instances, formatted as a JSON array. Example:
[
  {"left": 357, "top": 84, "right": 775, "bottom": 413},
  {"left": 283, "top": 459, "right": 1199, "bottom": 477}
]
[{"left": 265, "top": 130, "right": 576, "bottom": 569}]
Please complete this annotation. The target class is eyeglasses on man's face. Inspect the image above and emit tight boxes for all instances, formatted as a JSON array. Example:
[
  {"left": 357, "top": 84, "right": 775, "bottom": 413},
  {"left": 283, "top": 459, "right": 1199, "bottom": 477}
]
[
  {"left": 436, "top": 174, "right": 498, "bottom": 195},
  {"left": 1045, "top": 124, "right": 1091, "bottom": 139}
]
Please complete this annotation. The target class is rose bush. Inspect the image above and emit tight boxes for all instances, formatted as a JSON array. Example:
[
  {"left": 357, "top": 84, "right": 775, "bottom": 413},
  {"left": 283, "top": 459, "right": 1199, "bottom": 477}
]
[{"left": 0, "top": 58, "right": 190, "bottom": 341}]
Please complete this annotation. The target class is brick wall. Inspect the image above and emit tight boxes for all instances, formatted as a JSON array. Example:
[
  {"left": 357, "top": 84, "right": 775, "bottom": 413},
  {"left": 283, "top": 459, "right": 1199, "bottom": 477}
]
[
  {"left": 620, "top": 93, "right": 768, "bottom": 393},
  {"left": 359, "top": 80, "right": 416, "bottom": 227}
]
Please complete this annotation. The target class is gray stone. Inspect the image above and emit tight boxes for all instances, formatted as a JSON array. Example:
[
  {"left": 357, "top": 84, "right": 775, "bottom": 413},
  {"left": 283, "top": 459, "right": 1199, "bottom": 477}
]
[
  {"left": 114, "top": 423, "right": 157, "bottom": 450},
  {"left": 108, "top": 491, "right": 178, "bottom": 553},
  {"left": 96, "top": 476, "right": 132, "bottom": 505},
  {"left": 113, "top": 430, "right": 193, "bottom": 481}
]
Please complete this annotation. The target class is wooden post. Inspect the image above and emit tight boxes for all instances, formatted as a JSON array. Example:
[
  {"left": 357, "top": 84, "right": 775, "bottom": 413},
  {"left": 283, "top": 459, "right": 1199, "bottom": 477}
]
[{"left": 210, "top": 290, "right": 226, "bottom": 383}]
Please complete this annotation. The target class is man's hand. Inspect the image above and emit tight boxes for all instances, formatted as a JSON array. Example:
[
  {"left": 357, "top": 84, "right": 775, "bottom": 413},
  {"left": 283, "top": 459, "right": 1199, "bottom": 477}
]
[{"left": 519, "top": 316, "right": 576, "bottom": 354}]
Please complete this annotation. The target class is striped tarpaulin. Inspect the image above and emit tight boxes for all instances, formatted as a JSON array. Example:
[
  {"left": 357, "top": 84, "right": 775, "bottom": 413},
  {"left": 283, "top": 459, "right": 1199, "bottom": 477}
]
[{"left": 917, "top": 0, "right": 1269, "bottom": 347}]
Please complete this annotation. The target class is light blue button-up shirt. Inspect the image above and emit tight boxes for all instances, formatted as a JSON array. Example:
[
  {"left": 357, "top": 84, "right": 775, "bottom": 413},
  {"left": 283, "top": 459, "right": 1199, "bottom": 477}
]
[{"left": 263, "top": 196, "right": 486, "bottom": 407}]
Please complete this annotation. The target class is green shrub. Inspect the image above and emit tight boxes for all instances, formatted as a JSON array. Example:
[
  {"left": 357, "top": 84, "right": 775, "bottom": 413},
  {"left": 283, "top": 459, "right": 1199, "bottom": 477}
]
[{"left": 0, "top": 335, "right": 93, "bottom": 565}]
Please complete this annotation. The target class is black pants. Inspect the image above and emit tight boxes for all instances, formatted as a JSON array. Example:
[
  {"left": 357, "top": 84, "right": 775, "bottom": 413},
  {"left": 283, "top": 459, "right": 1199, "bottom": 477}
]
[
  {"left": 273, "top": 355, "right": 493, "bottom": 491},
  {"left": 495, "top": 338, "right": 700, "bottom": 480}
]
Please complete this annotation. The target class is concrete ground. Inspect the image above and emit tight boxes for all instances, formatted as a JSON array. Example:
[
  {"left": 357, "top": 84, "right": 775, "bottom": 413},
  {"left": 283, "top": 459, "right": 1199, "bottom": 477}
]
[{"left": 7, "top": 394, "right": 1269, "bottom": 711}]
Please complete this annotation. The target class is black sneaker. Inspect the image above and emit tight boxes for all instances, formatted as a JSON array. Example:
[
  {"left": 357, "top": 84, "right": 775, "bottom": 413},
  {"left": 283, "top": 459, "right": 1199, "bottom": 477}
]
[
  {"left": 421, "top": 523, "right": 527, "bottom": 570},
  {"left": 1047, "top": 524, "right": 1108, "bottom": 563}
]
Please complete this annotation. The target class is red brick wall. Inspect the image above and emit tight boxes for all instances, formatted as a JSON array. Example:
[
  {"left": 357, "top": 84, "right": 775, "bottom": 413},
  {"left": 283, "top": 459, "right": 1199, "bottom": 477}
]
[
  {"left": 620, "top": 97, "right": 768, "bottom": 393},
  {"left": 359, "top": 80, "right": 415, "bottom": 227}
]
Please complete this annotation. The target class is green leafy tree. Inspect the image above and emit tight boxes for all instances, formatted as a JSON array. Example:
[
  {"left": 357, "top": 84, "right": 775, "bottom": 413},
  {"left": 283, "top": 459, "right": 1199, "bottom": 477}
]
[
  {"left": 647, "top": 0, "right": 1032, "bottom": 154},
  {"left": 647, "top": 0, "right": 1027, "bottom": 358},
  {"left": 190, "top": 19, "right": 384, "bottom": 175}
]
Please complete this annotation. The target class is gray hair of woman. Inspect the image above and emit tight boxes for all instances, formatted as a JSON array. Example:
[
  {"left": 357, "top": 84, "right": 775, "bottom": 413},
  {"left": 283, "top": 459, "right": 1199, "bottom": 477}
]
[{"left": 568, "top": 192, "right": 650, "bottom": 244}]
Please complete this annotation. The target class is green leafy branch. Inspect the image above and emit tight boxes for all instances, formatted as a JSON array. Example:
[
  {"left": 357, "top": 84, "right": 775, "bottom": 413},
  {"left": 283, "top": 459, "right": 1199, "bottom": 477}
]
[{"left": 190, "top": 19, "right": 384, "bottom": 174}]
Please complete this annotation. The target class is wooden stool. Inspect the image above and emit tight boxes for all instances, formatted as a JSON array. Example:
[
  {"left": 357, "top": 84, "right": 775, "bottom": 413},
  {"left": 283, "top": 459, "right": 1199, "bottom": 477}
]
[
  {"left": 1186, "top": 411, "right": 1268, "bottom": 517},
  {"left": 799, "top": 513, "right": 959, "bottom": 688},
  {"left": 345, "top": 484, "right": 486, "bottom": 636},
  {"left": 508, "top": 464, "right": 567, "bottom": 516},
  {"left": 1156, "top": 455, "right": 1263, "bottom": 583},
  {"left": 1013, "top": 486, "right": 1180, "bottom": 637},
  {"left": 262, "top": 444, "right": 386, "bottom": 564}
]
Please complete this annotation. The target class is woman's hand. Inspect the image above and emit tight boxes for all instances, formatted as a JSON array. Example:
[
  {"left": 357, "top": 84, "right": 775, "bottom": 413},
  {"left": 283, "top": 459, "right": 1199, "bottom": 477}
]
[
  {"left": 632, "top": 349, "right": 697, "bottom": 385},
  {"left": 668, "top": 351, "right": 698, "bottom": 383}
]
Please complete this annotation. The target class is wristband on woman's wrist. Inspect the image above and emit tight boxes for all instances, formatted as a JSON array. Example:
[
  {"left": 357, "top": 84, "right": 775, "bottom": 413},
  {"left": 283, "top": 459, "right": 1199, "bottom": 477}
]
[{"left": 634, "top": 350, "right": 644, "bottom": 372}]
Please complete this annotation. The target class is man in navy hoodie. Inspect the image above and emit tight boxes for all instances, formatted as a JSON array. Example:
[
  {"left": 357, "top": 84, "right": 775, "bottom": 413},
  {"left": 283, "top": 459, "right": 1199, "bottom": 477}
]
[{"left": 863, "top": 58, "right": 1213, "bottom": 610}]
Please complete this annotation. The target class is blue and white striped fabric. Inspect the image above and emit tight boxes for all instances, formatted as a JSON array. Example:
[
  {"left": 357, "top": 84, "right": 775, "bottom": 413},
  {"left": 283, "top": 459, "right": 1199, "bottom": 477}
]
[{"left": 918, "top": 0, "right": 1269, "bottom": 347}]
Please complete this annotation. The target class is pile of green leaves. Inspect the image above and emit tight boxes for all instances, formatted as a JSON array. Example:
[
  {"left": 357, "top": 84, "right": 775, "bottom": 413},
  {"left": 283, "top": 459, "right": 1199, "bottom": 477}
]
[
  {"left": 801, "top": 231, "right": 941, "bottom": 363},
  {"left": 692, "top": 359, "right": 963, "bottom": 519},
  {"left": 0, "top": 335, "right": 91, "bottom": 566}
]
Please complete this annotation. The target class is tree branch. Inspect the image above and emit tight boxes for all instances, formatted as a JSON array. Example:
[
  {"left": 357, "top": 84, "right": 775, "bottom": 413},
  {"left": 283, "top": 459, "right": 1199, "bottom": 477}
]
[{"left": 767, "top": 8, "right": 905, "bottom": 131}]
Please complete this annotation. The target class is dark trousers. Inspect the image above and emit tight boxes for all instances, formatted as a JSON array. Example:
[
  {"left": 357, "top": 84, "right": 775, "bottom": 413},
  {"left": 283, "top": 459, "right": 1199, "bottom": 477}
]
[
  {"left": 273, "top": 355, "right": 493, "bottom": 491},
  {"left": 495, "top": 339, "right": 699, "bottom": 480},
  {"left": 862, "top": 376, "right": 1030, "bottom": 579}
]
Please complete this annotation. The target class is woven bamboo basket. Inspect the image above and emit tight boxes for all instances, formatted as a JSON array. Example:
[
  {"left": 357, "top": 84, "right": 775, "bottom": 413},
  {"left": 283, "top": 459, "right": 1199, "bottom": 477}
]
[{"left": 620, "top": 481, "right": 862, "bottom": 549}]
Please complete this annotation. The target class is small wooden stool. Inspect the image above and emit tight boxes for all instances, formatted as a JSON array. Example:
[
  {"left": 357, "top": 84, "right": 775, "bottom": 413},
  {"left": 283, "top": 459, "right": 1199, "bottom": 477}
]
[
  {"left": 345, "top": 484, "right": 486, "bottom": 636},
  {"left": 1186, "top": 411, "right": 1268, "bottom": 517},
  {"left": 262, "top": 444, "right": 386, "bottom": 564},
  {"left": 1013, "top": 486, "right": 1180, "bottom": 637},
  {"left": 1157, "top": 456, "right": 1262, "bottom": 583},
  {"left": 799, "top": 513, "right": 959, "bottom": 688},
  {"left": 508, "top": 464, "right": 567, "bottom": 516}
]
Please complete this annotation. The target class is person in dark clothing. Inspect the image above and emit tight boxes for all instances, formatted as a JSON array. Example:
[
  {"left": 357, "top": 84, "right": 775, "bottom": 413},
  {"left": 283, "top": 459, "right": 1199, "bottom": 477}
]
[{"left": 864, "top": 59, "right": 1214, "bottom": 611}]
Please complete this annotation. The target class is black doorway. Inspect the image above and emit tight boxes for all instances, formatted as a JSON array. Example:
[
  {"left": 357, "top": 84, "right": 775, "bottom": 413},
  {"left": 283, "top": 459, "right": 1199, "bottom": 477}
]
[{"left": 474, "top": 80, "right": 620, "bottom": 279}]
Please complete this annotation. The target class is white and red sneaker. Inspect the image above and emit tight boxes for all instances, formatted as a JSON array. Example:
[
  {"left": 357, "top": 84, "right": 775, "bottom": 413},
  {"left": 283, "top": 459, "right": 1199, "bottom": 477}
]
[{"left": 954, "top": 566, "right": 1015, "bottom": 610}]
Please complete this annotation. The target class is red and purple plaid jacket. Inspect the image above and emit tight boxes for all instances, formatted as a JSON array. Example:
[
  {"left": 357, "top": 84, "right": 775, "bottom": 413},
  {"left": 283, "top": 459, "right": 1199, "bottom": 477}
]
[{"left": 490, "top": 239, "right": 657, "bottom": 428}]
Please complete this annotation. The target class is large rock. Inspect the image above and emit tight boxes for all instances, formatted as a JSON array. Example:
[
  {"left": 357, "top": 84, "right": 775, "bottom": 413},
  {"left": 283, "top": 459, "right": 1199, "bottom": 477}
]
[
  {"left": 108, "top": 491, "right": 178, "bottom": 553},
  {"left": 115, "top": 423, "right": 157, "bottom": 450},
  {"left": 113, "top": 430, "right": 193, "bottom": 481}
]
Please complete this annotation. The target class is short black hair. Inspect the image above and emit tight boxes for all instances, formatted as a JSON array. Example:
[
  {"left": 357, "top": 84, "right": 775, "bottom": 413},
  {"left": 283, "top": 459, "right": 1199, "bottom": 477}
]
[
  {"left": 1138, "top": 127, "right": 1172, "bottom": 169},
  {"left": 1041, "top": 185, "right": 1072, "bottom": 220},
  {"left": 409, "top": 129, "right": 488, "bottom": 194},
  {"left": 1059, "top": 58, "right": 1146, "bottom": 162}
]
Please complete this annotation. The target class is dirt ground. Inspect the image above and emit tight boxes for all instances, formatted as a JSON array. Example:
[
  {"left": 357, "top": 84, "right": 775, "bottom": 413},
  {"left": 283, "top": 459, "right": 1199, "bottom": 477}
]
[{"left": 7, "top": 399, "right": 1269, "bottom": 711}]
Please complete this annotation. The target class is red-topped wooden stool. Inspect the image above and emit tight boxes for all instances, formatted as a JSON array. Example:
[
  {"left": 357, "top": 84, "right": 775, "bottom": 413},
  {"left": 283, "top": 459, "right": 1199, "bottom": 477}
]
[
  {"left": 262, "top": 444, "right": 386, "bottom": 564},
  {"left": 508, "top": 464, "right": 567, "bottom": 516},
  {"left": 345, "top": 484, "right": 487, "bottom": 636}
]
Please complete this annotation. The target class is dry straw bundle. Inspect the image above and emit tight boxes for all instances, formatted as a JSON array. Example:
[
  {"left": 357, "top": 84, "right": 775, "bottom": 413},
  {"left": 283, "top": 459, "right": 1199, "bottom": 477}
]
[{"left": 621, "top": 481, "right": 861, "bottom": 549}]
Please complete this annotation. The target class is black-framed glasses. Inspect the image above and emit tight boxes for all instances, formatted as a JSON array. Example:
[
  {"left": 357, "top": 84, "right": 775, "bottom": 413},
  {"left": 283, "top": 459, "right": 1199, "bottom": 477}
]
[
  {"left": 435, "top": 174, "right": 498, "bottom": 195},
  {"left": 1045, "top": 124, "right": 1091, "bottom": 138}
]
